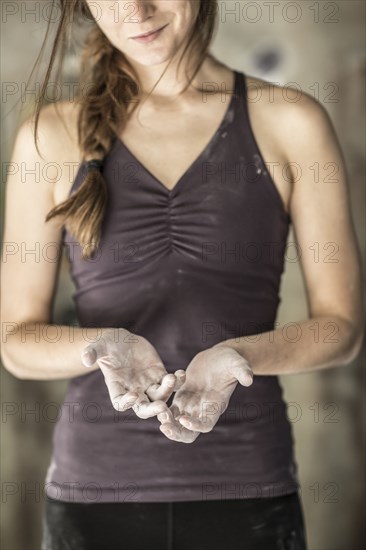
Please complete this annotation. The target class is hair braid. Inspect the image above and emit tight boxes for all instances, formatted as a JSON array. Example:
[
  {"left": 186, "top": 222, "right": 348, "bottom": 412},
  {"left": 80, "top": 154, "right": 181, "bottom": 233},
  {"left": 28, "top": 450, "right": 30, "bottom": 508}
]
[{"left": 45, "top": 26, "right": 135, "bottom": 259}]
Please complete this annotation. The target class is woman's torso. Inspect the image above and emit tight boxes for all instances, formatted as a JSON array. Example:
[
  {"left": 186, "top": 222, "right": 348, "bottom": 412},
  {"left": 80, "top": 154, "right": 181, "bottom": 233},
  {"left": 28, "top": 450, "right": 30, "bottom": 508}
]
[{"left": 45, "top": 62, "right": 299, "bottom": 503}]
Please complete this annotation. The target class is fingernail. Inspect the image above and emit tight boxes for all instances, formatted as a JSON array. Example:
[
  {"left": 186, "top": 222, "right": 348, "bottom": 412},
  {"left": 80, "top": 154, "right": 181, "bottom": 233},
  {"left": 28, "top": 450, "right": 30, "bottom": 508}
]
[{"left": 160, "top": 412, "right": 169, "bottom": 422}]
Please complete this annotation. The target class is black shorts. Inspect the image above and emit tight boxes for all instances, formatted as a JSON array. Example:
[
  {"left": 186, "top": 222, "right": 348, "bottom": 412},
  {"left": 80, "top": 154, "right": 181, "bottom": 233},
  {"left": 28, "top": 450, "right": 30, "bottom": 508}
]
[{"left": 41, "top": 490, "right": 307, "bottom": 550}]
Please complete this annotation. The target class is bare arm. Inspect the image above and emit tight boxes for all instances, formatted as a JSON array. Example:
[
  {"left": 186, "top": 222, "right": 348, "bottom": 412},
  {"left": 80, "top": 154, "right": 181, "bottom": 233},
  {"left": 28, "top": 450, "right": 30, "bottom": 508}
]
[
  {"left": 214, "top": 91, "right": 364, "bottom": 374},
  {"left": 1, "top": 105, "right": 107, "bottom": 380}
]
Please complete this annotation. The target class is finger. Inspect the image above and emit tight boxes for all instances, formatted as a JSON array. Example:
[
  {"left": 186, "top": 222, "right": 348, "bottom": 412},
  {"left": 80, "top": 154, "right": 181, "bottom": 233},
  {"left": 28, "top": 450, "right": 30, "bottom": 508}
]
[
  {"left": 157, "top": 406, "right": 183, "bottom": 435},
  {"left": 172, "top": 370, "right": 186, "bottom": 391},
  {"left": 159, "top": 421, "right": 200, "bottom": 444},
  {"left": 159, "top": 421, "right": 179, "bottom": 439},
  {"left": 112, "top": 390, "right": 140, "bottom": 412},
  {"left": 158, "top": 404, "right": 200, "bottom": 443},
  {"left": 98, "top": 359, "right": 136, "bottom": 411},
  {"left": 157, "top": 406, "right": 176, "bottom": 425},
  {"left": 157, "top": 403, "right": 183, "bottom": 437},
  {"left": 133, "top": 395, "right": 168, "bottom": 419},
  {"left": 101, "top": 378, "right": 136, "bottom": 412},
  {"left": 227, "top": 360, "right": 254, "bottom": 387},
  {"left": 81, "top": 337, "right": 109, "bottom": 367},
  {"left": 178, "top": 414, "right": 215, "bottom": 433},
  {"left": 81, "top": 346, "right": 98, "bottom": 367},
  {"left": 146, "top": 373, "right": 176, "bottom": 402}
]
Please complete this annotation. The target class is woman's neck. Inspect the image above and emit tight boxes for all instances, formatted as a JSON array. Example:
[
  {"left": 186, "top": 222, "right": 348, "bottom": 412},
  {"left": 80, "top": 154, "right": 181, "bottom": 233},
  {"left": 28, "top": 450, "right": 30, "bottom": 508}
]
[{"left": 128, "top": 53, "right": 224, "bottom": 98}]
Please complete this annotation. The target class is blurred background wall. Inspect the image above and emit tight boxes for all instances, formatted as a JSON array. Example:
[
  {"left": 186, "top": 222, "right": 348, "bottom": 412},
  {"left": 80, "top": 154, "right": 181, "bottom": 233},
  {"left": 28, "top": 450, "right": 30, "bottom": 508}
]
[{"left": 1, "top": 1, "right": 365, "bottom": 548}]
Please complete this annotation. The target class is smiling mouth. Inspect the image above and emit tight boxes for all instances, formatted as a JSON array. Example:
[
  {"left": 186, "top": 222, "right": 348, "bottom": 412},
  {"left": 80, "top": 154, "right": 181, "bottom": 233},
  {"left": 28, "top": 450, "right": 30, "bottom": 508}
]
[{"left": 131, "top": 24, "right": 168, "bottom": 39}]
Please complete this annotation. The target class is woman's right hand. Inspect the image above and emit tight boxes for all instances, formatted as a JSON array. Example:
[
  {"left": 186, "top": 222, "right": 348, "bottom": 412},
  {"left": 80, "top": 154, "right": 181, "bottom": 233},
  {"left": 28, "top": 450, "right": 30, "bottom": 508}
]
[{"left": 81, "top": 328, "right": 186, "bottom": 419}]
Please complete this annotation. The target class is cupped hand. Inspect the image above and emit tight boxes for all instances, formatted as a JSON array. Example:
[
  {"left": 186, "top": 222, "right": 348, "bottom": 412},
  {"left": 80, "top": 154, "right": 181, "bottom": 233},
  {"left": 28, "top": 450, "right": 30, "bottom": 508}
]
[
  {"left": 81, "top": 328, "right": 186, "bottom": 418},
  {"left": 157, "top": 344, "right": 253, "bottom": 443}
]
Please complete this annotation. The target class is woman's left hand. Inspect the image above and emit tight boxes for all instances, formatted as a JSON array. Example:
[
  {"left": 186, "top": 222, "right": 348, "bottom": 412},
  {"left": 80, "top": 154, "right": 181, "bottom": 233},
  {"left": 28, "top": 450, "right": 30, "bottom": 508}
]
[{"left": 157, "top": 345, "right": 253, "bottom": 443}]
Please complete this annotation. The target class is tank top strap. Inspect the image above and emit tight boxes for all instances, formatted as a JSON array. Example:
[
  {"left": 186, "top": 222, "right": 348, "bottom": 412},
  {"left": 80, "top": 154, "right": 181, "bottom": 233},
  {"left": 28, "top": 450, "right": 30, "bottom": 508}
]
[
  {"left": 229, "top": 70, "right": 256, "bottom": 142},
  {"left": 233, "top": 70, "right": 249, "bottom": 118},
  {"left": 229, "top": 70, "right": 291, "bottom": 222},
  {"left": 232, "top": 68, "right": 242, "bottom": 98}
]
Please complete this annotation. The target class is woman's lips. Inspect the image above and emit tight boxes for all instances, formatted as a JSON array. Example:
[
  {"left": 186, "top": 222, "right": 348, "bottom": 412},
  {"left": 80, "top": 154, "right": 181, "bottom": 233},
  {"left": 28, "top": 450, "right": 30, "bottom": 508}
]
[{"left": 131, "top": 24, "right": 168, "bottom": 43}]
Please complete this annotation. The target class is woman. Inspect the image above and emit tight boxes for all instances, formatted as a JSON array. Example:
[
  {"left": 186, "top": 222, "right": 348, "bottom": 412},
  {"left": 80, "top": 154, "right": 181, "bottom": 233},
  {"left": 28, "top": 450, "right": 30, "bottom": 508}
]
[{"left": 1, "top": 1, "right": 363, "bottom": 549}]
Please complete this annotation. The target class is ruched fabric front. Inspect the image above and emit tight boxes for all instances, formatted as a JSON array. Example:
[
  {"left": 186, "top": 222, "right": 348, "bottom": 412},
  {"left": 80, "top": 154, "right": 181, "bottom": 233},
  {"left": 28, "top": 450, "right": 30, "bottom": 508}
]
[{"left": 45, "top": 71, "right": 300, "bottom": 503}]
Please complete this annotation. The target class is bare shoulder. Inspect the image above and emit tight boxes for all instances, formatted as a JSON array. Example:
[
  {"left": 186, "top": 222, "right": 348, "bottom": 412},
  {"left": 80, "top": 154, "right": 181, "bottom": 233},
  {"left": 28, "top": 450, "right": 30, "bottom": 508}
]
[
  {"left": 19, "top": 99, "right": 81, "bottom": 160},
  {"left": 245, "top": 73, "right": 329, "bottom": 122},
  {"left": 15, "top": 99, "right": 83, "bottom": 205},
  {"left": 245, "top": 73, "right": 334, "bottom": 161}
]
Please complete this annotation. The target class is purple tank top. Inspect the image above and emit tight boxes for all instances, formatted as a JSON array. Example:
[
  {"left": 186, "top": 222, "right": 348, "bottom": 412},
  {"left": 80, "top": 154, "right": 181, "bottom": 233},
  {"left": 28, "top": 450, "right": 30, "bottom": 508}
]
[{"left": 45, "top": 70, "right": 300, "bottom": 503}]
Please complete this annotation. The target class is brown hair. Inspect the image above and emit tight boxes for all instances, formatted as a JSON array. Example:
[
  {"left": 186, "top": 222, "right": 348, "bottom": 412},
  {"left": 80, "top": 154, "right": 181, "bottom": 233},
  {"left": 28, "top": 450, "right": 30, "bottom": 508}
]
[{"left": 27, "top": 0, "right": 218, "bottom": 259}]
